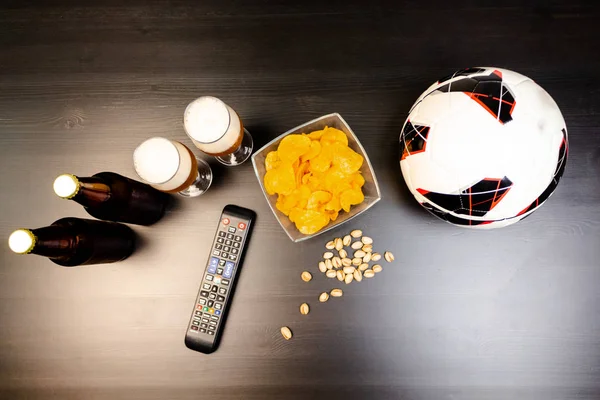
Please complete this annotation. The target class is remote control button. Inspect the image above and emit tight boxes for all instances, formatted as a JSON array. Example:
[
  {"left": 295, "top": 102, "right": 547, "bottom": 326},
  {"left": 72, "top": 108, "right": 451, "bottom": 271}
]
[
  {"left": 213, "top": 277, "right": 222, "bottom": 284},
  {"left": 224, "top": 261, "right": 235, "bottom": 279},
  {"left": 219, "top": 288, "right": 227, "bottom": 294},
  {"left": 217, "top": 295, "right": 225, "bottom": 302},
  {"left": 202, "top": 318, "right": 209, "bottom": 323},
  {"left": 208, "top": 331, "right": 215, "bottom": 335},
  {"left": 218, "top": 232, "right": 226, "bottom": 237},
  {"left": 222, "top": 218, "right": 230, "bottom": 225},
  {"left": 215, "top": 310, "right": 221, "bottom": 316},
  {"left": 192, "top": 320, "right": 199, "bottom": 326},
  {"left": 203, "top": 306, "right": 209, "bottom": 312},
  {"left": 213, "top": 250, "right": 221, "bottom": 256},
  {"left": 223, "top": 246, "right": 230, "bottom": 252},
  {"left": 232, "top": 248, "right": 238, "bottom": 255},
  {"left": 208, "top": 257, "right": 219, "bottom": 274},
  {"left": 201, "top": 323, "right": 208, "bottom": 328},
  {"left": 211, "top": 285, "right": 218, "bottom": 292},
  {"left": 195, "top": 310, "right": 202, "bottom": 316},
  {"left": 207, "top": 300, "right": 214, "bottom": 307},
  {"left": 238, "top": 222, "right": 246, "bottom": 230},
  {"left": 214, "top": 303, "right": 222, "bottom": 310},
  {"left": 205, "top": 274, "right": 214, "bottom": 281},
  {"left": 196, "top": 304, "right": 203, "bottom": 311},
  {"left": 208, "top": 325, "right": 216, "bottom": 330},
  {"left": 217, "top": 237, "right": 224, "bottom": 243},
  {"left": 208, "top": 293, "right": 216, "bottom": 300},
  {"left": 228, "top": 227, "right": 236, "bottom": 233},
  {"left": 227, "top": 233, "right": 234, "bottom": 239},
  {"left": 221, "top": 279, "right": 230, "bottom": 286},
  {"left": 200, "top": 328, "right": 207, "bottom": 333},
  {"left": 209, "top": 321, "right": 217, "bottom": 326},
  {"left": 202, "top": 283, "right": 211, "bottom": 290},
  {"left": 234, "top": 235, "right": 242, "bottom": 242},
  {"left": 193, "top": 316, "right": 201, "bottom": 322},
  {"left": 215, "top": 244, "right": 223, "bottom": 250},
  {"left": 230, "top": 255, "right": 237, "bottom": 261},
  {"left": 211, "top": 315, "right": 219, "bottom": 320},
  {"left": 216, "top": 268, "right": 224, "bottom": 275},
  {"left": 233, "top": 242, "right": 240, "bottom": 248},
  {"left": 198, "top": 298, "right": 207, "bottom": 305},
  {"left": 218, "top": 259, "right": 226, "bottom": 266},
  {"left": 191, "top": 326, "right": 198, "bottom": 331},
  {"left": 225, "top": 240, "right": 232, "bottom": 246},
  {"left": 221, "top": 252, "right": 229, "bottom": 258},
  {"left": 200, "top": 290, "right": 209, "bottom": 298}
]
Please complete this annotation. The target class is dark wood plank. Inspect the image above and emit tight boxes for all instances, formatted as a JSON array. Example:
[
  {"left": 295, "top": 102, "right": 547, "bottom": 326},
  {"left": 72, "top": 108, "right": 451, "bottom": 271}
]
[{"left": 1, "top": 1, "right": 600, "bottom": 399}]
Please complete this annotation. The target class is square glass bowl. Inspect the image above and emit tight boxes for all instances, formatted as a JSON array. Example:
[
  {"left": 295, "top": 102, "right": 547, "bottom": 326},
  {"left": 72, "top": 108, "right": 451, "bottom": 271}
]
[{"left": 251, "top": 113, "right": 382, "bottom": 242}]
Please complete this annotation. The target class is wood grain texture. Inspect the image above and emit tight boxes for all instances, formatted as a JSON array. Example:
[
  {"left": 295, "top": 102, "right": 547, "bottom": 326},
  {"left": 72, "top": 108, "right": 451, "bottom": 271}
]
[{"left": 1, "top": 1, "right": 600, "bottom": 399}]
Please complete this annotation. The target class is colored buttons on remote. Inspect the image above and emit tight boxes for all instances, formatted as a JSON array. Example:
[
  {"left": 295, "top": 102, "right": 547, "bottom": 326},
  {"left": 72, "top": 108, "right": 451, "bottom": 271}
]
[
  {"left": 208, "top": 257, "right": 219, "bottom": 274},
  {"left": 222, "top": 218, "right": 230, "bottom": 225},
  {"left": 238, "top": 222, "right": 246, "bottom": 230}
]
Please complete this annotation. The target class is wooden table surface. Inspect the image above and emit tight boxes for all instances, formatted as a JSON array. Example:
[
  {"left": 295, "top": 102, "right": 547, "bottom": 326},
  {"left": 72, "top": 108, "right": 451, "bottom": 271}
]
[{"left": 1, "top": 1, "right": 600, "bottom": 399}]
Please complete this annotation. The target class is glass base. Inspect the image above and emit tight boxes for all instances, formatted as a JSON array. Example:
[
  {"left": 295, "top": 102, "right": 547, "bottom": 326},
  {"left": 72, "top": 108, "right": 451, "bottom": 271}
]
[
  {"left": 216, "top": 129, "right": 253, "bottom": 166},
  {"left": 178, "top": 158, "right": 213, "bottom": 197}
]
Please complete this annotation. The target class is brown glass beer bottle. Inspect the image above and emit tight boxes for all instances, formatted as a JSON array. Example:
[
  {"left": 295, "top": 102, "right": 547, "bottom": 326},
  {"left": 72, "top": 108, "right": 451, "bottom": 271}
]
[
  {"left": 53, "top": 172, "right": 169, "bottom": 225},
  {"left": 8, "top": 218, "right": 135, "bottom": 266}
]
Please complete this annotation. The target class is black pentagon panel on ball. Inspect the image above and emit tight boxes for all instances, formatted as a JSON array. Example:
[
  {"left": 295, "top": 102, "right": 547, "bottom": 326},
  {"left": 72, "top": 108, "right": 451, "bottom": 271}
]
[
  {"left": 400, "top": 121, "right": 430, "bottom": 160},
  {"left": 434, "top": 69, "right": 516, "bottom": 124},
  {"left": 417, "top": 177, "right": 513, "bottom": 217}
]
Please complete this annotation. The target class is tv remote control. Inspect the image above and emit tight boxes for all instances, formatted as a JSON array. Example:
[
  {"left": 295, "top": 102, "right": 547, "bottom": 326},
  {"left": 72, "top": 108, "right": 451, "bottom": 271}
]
[{"left": 185, "top": 204, "right": 256, "bottom": 354}]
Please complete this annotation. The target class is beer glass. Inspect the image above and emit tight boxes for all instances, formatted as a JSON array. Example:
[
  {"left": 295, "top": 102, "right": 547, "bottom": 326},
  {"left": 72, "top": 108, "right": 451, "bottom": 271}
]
[
  {"left": 183, "top": 96, "right": 253, "bottom": 166},
  {"left": 133, "top": 137, "right": 212, "bottom": 197}
]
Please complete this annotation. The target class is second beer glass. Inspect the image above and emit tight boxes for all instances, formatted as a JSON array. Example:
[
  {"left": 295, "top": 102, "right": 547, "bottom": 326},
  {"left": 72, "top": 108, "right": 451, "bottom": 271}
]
[
  {"left": 183, "top": 96, "right": 253, "bottom": 166},
  {"left": 133, "top": 137, "right": 212, "bottom": 198}
]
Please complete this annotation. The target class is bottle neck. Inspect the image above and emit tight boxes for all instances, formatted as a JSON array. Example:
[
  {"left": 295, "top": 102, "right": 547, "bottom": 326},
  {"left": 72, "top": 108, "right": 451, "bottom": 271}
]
[
  {"left": 29, "top": 226, "right": 77, "bottom": 259},
  {"left": 72, "top": 177, "right": 112, "bottom": 207}
]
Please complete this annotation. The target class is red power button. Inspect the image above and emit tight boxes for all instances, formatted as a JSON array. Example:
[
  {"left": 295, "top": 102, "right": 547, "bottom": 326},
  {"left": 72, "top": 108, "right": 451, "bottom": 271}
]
[
  {"left": 238, "top": 222, "right": 246, "bottom": 230},
  {"left": 222, "top": 218, "right": 230, "bottom": 225}
]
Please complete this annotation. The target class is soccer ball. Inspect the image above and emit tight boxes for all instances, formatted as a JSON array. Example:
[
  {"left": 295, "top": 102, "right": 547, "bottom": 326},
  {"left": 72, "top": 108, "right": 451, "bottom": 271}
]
[{"left": 399, "top": 67, "right": 568, "bottom": 229}]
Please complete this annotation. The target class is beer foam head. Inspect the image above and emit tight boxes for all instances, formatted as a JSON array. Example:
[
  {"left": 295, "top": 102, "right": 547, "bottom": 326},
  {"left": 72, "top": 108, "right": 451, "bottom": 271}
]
[
  {"left": 133, "top": 137, "right": 180, "bottom": 184},
  {"left": 53, "top": 174, "right": 79, "bottom": 199},
  {"left": 9, "top": 229, "right": 35, "bottom": 254},
  {"left": 184, "top": 96, "right": 231, "bottom": 143}
]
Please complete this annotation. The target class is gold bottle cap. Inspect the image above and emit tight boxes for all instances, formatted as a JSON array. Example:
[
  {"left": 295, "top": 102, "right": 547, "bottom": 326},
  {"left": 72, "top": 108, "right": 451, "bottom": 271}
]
[
  {"left": 8, "top": 229, "right": 36, "bottom": 254},
  {"left": 53, "top": 174, "right": 80, "bottom": 199}
]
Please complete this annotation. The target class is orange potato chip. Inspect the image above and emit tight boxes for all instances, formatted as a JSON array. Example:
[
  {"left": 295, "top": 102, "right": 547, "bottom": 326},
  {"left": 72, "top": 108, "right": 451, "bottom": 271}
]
[
  {"left": 340, "top": 188, "right": 365, "bottom": 213},
  {"left": 307, "top": 190, "right": 332, "bottom": 210},
  {"left": 294, "top": 209, "right": 330, "bottom": 235},
  {"left": 309, "top": 149, "right": 332, "bottom": 173},
  {"left": 332, "top": 145, "right": 363, "bottom": 174},
  {"left": 264, "top": 163, "right": 296, "bottom": 196},
  {"left": 295, "top": 161, "right": 310, "bottom": 187},
  {"left": 320, "top": 127, "right": 348, "bottom": 146},
  {"left": 351, "top": 172, "right": 365, "bottom": 189},
  {"left": 278, "top": 134, "right": 311, "bottom": 163},
  {"left": 300, "top": 140, "right": 322, "bottom": 163},
  {"left": 265, "top": 151, "right": 280, "bottom": 171},
  {"left": 307, "top": 129, "right": 326, "bottom": 140},
  {"left": 326, "top": 210, "right": 339, "bottom": 221},
  {"left": 324, "top": 195, "right": 341, "bottom": 212}
]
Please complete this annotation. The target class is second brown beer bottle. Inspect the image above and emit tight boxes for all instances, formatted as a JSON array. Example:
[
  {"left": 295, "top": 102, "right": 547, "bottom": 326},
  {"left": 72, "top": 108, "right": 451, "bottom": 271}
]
[{"left": 53, "top": 172, "right": 169, "bottom": 226}]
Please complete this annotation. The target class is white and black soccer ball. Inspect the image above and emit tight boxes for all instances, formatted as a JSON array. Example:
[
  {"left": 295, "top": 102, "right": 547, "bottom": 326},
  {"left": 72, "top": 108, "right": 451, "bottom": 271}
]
[{"left": 399, "top": 67, "right": 568, "bottom": 229}]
